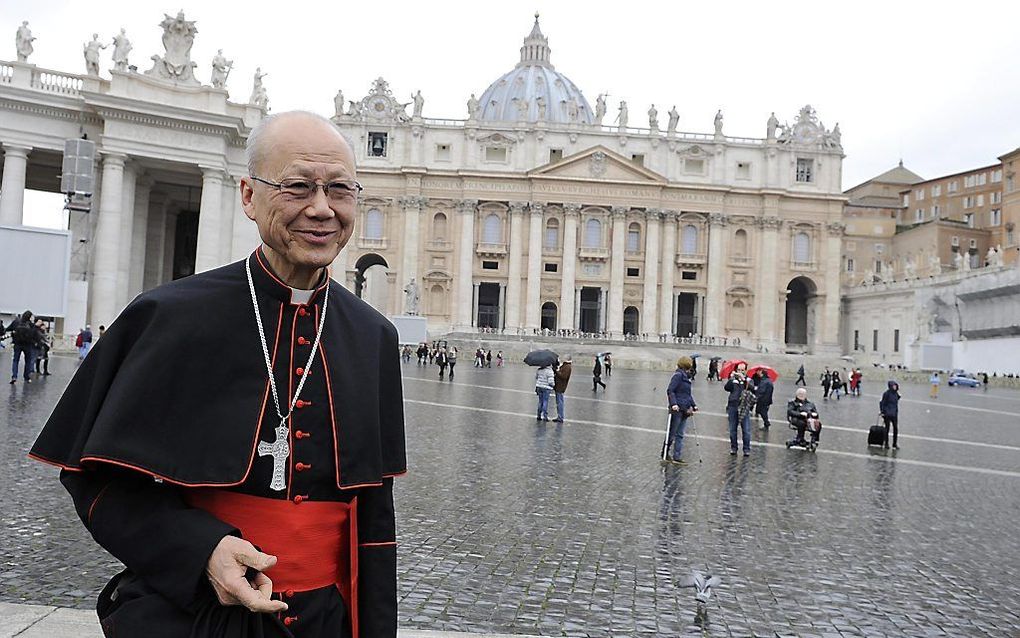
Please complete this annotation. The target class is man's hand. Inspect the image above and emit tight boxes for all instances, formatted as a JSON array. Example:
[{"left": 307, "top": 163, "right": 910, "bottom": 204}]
[
  {"left": 206, "top": 536, "right": 288, "bottom": 613},
  {"left": 670, "top": 404, "right": 680, "bottom": 412}
]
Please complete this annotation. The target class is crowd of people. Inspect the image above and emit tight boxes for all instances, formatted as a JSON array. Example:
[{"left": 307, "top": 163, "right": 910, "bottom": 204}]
[
  {"left": 2, "top": 310, "right": 54, "bottom": 384},
  {"left": 406, "top": 342, "right": 506, "bottom": 380}
]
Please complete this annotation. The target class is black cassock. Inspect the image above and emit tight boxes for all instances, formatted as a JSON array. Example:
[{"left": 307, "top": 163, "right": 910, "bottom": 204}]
[{"left": 31, "top": 249, "right": 406, "bottom": 638}]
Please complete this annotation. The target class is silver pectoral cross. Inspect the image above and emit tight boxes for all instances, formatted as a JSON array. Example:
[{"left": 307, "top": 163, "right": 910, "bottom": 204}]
[{"left": 257, "top": 421, "right": 290, "bottom": 491}]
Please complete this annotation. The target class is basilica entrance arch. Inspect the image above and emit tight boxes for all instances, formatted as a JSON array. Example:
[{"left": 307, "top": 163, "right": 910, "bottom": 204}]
[
  {"left": 354, "top": 253, "right": 389, "bottom": 313},
  {"left": 784, "top": 276, "right": 817, "bottom": 350}
]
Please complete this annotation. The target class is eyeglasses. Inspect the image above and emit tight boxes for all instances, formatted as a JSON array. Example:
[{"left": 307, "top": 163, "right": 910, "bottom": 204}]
[{"left": 251, "top": 176, "right": 363, "bottom": 202}]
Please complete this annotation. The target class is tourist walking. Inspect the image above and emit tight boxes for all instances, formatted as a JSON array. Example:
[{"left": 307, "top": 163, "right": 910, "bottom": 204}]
[
  {"left": 33, "top": 320, "right": 52, "bottom": 376},
  {"left": 795, "top": 364, "right": 806, "bottom": 386},
  {"left": 535, "top": 364, "right": 554, "bottom": 421},
  {"left": 724, "top": 362, "right": 755, "bottom": 456},
  {"left": 8, "top": 310, "right": 36, "bottom": 384},
  {"left": 820, "top": 367, "right": 832, "bottom": 399},
  {"left": 830, "top": 369, "right": 843, "bottom": 400},
  {"left": 880, "top": 380, "right": 901, "bottom": 449},
  {"left": 80, "top": 325, "right": 94, "bottom": 359},
  {"left": 754, "top": 371, "right": 774, "bottom": 430},
  {"left": 437, "top": 347, "right": 449, "bottom": 379},
  {"left": 448, "top": 346, "right": 458, "bottom": 378},
  {"left": 929, "top": 371, "right": 940, "bottom": 398},
  {"left": 664, "top": 356, "right": 697, "bottom": 464},
  {"left": 496, "top": 350, "right": 504, "bottom": 367},
  {"left": 592, "top": 355, "right": 607, "bottom": 391},
  {"left": 553, "top": 357, "right": 572, "bottom": 422},
  {"left": 850, "top": 368, "right": 863, "bottom": 396},
  {"left": 707, "top": 358, "right": 719, "bottom": 381},
  {"left": 982, "top": 372, "right": 989, "bottom": 391},
  {"left": 603, "top": 353, "right": 613, "bottom": 377},
  {"left": 486, "top": 349, "right": 493, "bottom": 368}
]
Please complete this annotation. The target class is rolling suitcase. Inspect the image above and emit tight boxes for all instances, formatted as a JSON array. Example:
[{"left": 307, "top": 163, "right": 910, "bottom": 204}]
[{"left": 868, "top": 414, "right": 887, "bottom": 447}]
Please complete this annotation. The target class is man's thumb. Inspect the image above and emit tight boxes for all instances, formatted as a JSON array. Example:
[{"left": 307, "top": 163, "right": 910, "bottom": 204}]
[{"left": 239, "top": 550, "right": 277, "bottom": 571}]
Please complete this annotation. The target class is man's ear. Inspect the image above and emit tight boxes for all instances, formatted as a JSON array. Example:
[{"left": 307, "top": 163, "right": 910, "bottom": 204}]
[{"left": 240, "top": 177, "right": 257, "bottom": 221}]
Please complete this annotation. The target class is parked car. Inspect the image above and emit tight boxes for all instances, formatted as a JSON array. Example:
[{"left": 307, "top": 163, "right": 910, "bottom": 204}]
[{"left": 948, "top": 373, "right": 981, "bottom": 387}]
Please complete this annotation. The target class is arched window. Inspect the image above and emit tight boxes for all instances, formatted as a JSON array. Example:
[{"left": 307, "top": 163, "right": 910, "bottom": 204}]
[
  {"left": 682, "top": 224, "right": 699, "bottom": 254},
  {"left": 793, "top": 231, "right": 811, "bottom": 263},
  {"left": 541, "top": 302, "right": 557, "bottom": 330},
  {"left": 545, "top": 218, "right": 560, "bottom": 249},
  {"left": 623, "top": 306, "right": 640, "bottom": 335},
  {"left": 734, "top": 228, "right": 748, "bottom": 256},
  {"left": 730, "top": 300, "right": 746, "bottom": 330},
  {"left": 584, "top": 218, "right": 602, "bottom": 248},
  {"left": 482, "top": 213, "right": 502, "bottom": 244},
  {"left": 428, "top": 284, "right": 446, "bottom": 315},
  {"left": 432, "top": 212, "right": 448, "bottom": 240},
  {"left": 364, "top": 209, "right": 384, "bottom": 239},
  {"left": 627, "top": 222, "right": 641, "bottom": 252}
]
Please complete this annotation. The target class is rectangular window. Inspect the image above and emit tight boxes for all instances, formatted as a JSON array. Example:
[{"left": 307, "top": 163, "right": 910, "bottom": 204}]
[
  {"left": 485, "top": 146, "right": 508, "bottom": 162},
  {"left": 681, "top": 270, "right": 697, "bottom": 280},
  {"left": 951, "top": 235, "right": 959, "bottom": 246},
  {"left": 846, "top": 257, "right": 855, "bottom": 272},
  {"left": 873, "top": 329, "right": 879, "bottom": 352},
  {"left": 435, "top": 143, "right": 451, "bottom": 160},
  {"left": 875, "top": 243, "right": 884, "bottom": 255},
  {"left": 977, "top": 194, "right": 984, "bottom": 206},
  {"left": 368, "top": 132, "right": 388, "bottom": 157},
  {"left": 549, "top": 149, "right": 563, "bottom": 163},
  {"left": 875, "top": 259, "right": 883, "bottom": 274},
  {"left": 969, "top": 238, "right": 977, "bottom": 249},
  {"left": 963, "top": 196, "right": 973, "bottom": 208},
  {"left": 991, "top": 192, "right": 1002, "bottom": 204},
  {"left": 626, "top": 267, "right": 640, "bottom": 277},
  {"left": 965, "top": 213, "right": 975, "bottom": 228},
  {"left": 544, "top": 262, "right": 558, "bottom": 272},
  {"left": 482, "top": 260, "right": 498, "bottom": 270},
  {"left": 736, "top": 162, "right": 751, "bottom": 179},
  {"left": 948, "top": 181, "right": 958, "bottom": 193},
  {"left": 795, "top": 158, "right": 813, "bottom": 183},
  {"left": 915, "top": 209, "right": 923, "bottom": 223},
  {"left": 978, "top": 173, "right": 987, "bottom": 186},
  {"left": 1008, "top": 174, "right": 1016, "bottom": 193},
  {"left": 915, "top": 189, "right": 925, "bottom": 201},
  {"left": 991, "top": 169, "right": 1003, "bottom": 183},
  {"left": 903, "top": 194, "right": 909, "bottom": 206},
  {"left": 964, "top": 175, "right": 975, "bottom": 188},
  {"left": 631, "top": 154, "right": 645, "bottom": 166},
  {"left": 932, "top": 184, "right": 941, "bottom": 197},
  {"left": 1008, "top": 228, "right": 1016, "bottom": 246},
  {"left": 854, "top": 330, "right": 860, "bottom": 351},
  {"left": 894, "top": 329, "right": 900, "bottom": 353},
  {"left": 684, "top": 158, "right": 705, "bottom": 174},
  {"left": 932, "top": 205, "right": 940, "bottom": 218},
  {"left": 990, "top": 209, "right": 1002, "bottom": 226}
]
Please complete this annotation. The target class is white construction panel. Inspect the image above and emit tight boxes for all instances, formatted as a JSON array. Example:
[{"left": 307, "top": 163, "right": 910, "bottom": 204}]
[{"left": 0, "top": 225, "right": 72, "bottom": 317}]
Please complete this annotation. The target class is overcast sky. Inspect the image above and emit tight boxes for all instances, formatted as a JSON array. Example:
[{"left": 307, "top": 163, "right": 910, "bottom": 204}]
[{"left": 8, "top": 0, "right": 1020, "bottom": 227}]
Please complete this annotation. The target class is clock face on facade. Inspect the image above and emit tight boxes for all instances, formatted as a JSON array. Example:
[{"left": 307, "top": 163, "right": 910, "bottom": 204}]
[
  {"left": 793, "top": 122, "right": 817, "bottom": 145},
  {"left": 370, "top": 97, "right": 389, "bottom": 114}
]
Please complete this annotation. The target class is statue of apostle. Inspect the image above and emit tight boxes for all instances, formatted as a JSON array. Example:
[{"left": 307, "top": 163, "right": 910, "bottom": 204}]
[
  {"left": 111, "top": 28, "right": 132, "bottom": 71},
  {"left": 648, "top": 104, "right": 659, "bottom": 131},
  {"left": 83, "top": 33, "right": 106, "bottom": 76},
  {"left": 466, "top": 93, "right": 480, "bottom": 119},
  {"left": 594, "top": 93, "right": 607, "bottom": 125},
  {"left": 667, "top": 106, "right": 680, "bottom": 135},
  {"left": 31, "top": 111, "right": 406, "bottom": 638},
  {"left": 210, "top": 49, "right": 233, "bottom": 89},
  {"left": 16, "top": 21, "right": 35, "bottom": 62}
]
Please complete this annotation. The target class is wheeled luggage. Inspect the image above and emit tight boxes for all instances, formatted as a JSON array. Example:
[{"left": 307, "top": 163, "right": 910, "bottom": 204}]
[{"left": 868, "top": 424, "right": 887, "bottom": 447}]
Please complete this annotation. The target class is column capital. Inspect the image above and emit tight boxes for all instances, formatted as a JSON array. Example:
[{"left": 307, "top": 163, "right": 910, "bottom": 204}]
[
  {"left": 661, "top": 209, "right": 679, "bottom": 222},
  {"left": 826, "top": 221, "right": 846, "bottom": 236},
  {"left": 100, "top": 151, "right": 128, "bottom": 167},
  {"left": 758, "top": 216, "right": 783, "bottom": 230},
  {"left": 508, "top": 200, "right": 528, "bottom": 215},
  {"left": 199, "top": 166, "right": 226, "bottom": 182},
  {"left": 708, "top": 212, "right": 729, "bottom": 227},
  {"left": 1, "top": 144, "right": 32, "bottom": 157},
  {"left": 456, "top": 198, "right": 477, "bottom": 214},
  {"left": 645, "top": 208, "right": 663, "bottom": 221},
  {"left": 399, "top": 195, "right": 427, "bottom": 209},
  {"left": 563, "top": 203, "right": 582, "bottom": 216},
  {"left": 528, "top": 202, "right": 544, "bottom": 216},
  {"left": 610, "top": 206, "right": 628, "bottom": 218}
]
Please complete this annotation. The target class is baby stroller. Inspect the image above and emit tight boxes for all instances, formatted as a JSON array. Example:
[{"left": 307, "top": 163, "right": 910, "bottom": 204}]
[{"left": 786, "top": 411, "right": 821, "bottom": 452}]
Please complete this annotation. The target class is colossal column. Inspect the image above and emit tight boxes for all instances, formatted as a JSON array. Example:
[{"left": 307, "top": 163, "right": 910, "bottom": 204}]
[
  {"left": 455, "top": 199, "right": 477, "bottom": 328},
  {"left": 228, "top": 173, "right": 260, "bottom": 261},
  {"left": 820, "top": 222, "right": 845, "bottom": 352},
  {"left": 0, "top": 145, "right": 31, "bottom": 226},
  {"left": 162, "top": 209, "right": 178, "bottom": 285},
  {"left": 703, "top": 213, "right": 728, "bottom": 337},
  {"left": 127, "top": 174, "right": 152, "bottom": 300},
  {"left": 755, "top": 217, "right": 782, "bottom": 348},
  {"left": 115, "top": 162, "right": 137, "bottom": 310},
  {"left": 90, "top": 153, "right": 127, "bottom": 329},
  {"left": 194, "top": 167, "right": 225, "bottom": 273},
  {"left": 640, "top": 209, "right": 661, "bottom": 333},
  {"left": 143, "top": 192, "right": 168, "bottom": 291},
  {"left": 399, "top": 196, "right": 424, "bottom": 306},
  {"left": 658, "top": 210, "right": 677, "bottom": 336},
  {"left": 558, "top": 204, "right": 580, "bottom": 330},
  {"left": 607, "top": 206, "right": 627, "bottom": 336},
  {"left": 524, "top": 202, "right": 544, "bottom": 329},
  {"left": 505, "top": 201, "right": 526, "bottom": 328}
]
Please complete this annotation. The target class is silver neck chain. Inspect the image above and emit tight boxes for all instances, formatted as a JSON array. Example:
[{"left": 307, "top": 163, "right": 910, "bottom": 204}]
[{"left": 245, "top": 256, "right": 329, "bottom": 426}]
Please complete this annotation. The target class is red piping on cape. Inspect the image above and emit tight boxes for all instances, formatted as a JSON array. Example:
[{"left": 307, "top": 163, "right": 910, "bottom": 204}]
[
  {"left": 317, "top": 312, "right": 345, "bottom": 489},
  {"left": 86, "top": 483, "right": 112, "bottom": 525},
  {"left": 359, "top": 541, "right": 397, "bottom": 547}
]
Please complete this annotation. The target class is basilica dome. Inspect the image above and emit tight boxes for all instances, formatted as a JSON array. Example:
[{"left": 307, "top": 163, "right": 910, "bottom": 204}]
[{"left": 476, "top": 14, "right": 594, "bottom": 125}]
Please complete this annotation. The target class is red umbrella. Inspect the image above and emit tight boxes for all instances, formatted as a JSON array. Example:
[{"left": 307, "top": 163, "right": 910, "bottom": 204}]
[
  {"left": 747, "top": 364, "right": 779, "bottom": 382},
  {"left": 719, "top": 359, "right": 748, "bottom": 379}
]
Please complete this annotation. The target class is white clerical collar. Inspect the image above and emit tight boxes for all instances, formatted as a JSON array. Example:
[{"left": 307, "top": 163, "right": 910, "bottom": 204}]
[{"left": 290, "top": 287, "right": 315, "bottom": 305}]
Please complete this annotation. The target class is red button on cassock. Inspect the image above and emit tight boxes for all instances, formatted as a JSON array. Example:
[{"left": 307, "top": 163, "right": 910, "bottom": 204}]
[
  {"left": 298, "top": 307, "right": 308, "bottom": 316},
  {"left": 295, "top": 367, "right": 304, "bottom": 376},
  {"left": 294, "top": 430, "right": 309, "bottom": 439},
  {"left": 284, "top": 589, "right": 294, "bottom": 599},
  {"left": 292, "top": 495, "right": 304, "bottom": 504},
  {"left": 284, "top": 616, "right": 298, "bottom": 626},
  {"left": 296, "top": 400, "right": 308, "bottom": 408},
  {"left": 297, "top": 337, "right": 308, "bottom": 345},
  {"left": 295, "top": 462, "right": 311, "bottom": 472}
]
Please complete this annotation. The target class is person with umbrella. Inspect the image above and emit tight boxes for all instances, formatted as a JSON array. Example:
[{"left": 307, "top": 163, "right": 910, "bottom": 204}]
[
  {"left": 553, "top": 357, "right": 572, "bottom": 422},
  {"left": 707, "top": 357, "right": 721, "bottom": 382},
  {"left": 535, "top": 363, "right": 555, "bottom": 421},
  {"left": 664, "top": 356, "right": 698, "bottom": 464},
  {"left": 749, "top": 366, "right": 776, "bottom": 430},
  {"left": 593, "top": 354, "right": 608, "bottom": 391},
  {"left": 723, "top": 360, "right": 755, "bottom": 456}
]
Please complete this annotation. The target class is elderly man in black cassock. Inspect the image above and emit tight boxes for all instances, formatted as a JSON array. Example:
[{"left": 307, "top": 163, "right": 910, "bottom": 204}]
[{"left": 31, "top": 111, "right": 406, "bottom": 638}]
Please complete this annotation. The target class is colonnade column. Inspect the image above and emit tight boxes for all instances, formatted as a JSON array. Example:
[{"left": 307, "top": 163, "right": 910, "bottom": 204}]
[
  {"left": 703, "top": 213, "right": 728, "bottom": 337},
  {"left": 756, "top": 217, "right": 782, "bottom": 348},
  {"left": 400, "top": 196, "right": 424, "bottom": 309},
  {"left": 658, "top": 210, "right": 677, "bottom": 336},
  {"left": 640, "top": 209, "right": 661, "bottom": 334},
  {"left": 115, "top": 162, "right": 137, "bottom": 310},
  {"left": 143, "top": 192, "right": 168, "bottom": 291},
  {"left": 194, "top": 167, "right": 225, "bottom": 273},
  {"left": 558, "top": 204, "right": 580, "bottom": 330},
  {"left": 607, "top": 206, "right": 627, "bottom": 336},
  {"left": 820, "top": 222, "right": 845, "bottom": 352},
  {"left": 90, "top": 152, "right": 127, "bottom": 329},
  {"left": 524, "top": 202, "right": 544, "bottom": 330},
  {"left": 455, "top": 199, "right": 477, "bottom": 328},
  {"left": 505, "top": 201, "right": 526, "bottom": 328},
  {"left": 0, "top": 145, "right": 31, "bottom": 226},
  {"left": 229, "top": 174, "right": 261, "bottom": 261},
  {"left": 128, "top": 175, "right": 152, "bottom": 300},
  {"left": 162, "top": 210, "right": 178, "bottom": 285}
]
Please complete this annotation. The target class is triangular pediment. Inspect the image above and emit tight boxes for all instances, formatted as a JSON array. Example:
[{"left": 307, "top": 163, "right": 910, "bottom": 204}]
[{"left": 529, "top": 145, "right": 667, "bottom": 183}]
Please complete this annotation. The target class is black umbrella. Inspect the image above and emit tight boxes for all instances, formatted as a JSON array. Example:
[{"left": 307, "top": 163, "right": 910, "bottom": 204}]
[
  {"left": 710, "top": 356, "right": 722, "bottom": 362},
  {"left": 524, "top": 349, "right": 559, "bottom": 367}
]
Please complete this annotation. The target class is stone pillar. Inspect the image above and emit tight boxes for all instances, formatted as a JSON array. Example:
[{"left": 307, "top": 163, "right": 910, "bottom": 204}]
[
  {"left": 756, "top": 217, "right": 782, "bottom": 348},
  {"left": 559, "top": 204, "right": 580, "bottom": 330},
  {"left": 162, "top": 209, "right": 178, "bottom": 285},
  {"left": 0, "top": 145, "right": 31, "bottom": 226},
  {"left": 525, "top": 202, "right": 544, "bottom": 329},
  {"left": 143, "top": 192, "right": 168, "bottom": 291},
  {"left": 218, "top": 175, "right": 238, "bottom": 263},
  {"left": 640, "top": 209, "right": 661, "bottom": 333},
  {"left": 115, "top": 163, "right": 138, "bottom": 310},
  {"left": 90, "top": 153, "right": 127, "bottom": 329},
  {"left": 455, "top": 199, "right": 477, "bottom": 328},
  {"left": 195, "top": 167, "right": 225, "bottom": 273},
  {"left": 400, "top": 196, "right": 424, "bottom": 310},
  {"left": 229, "top": 174, "right": 261, "bottom": 261},
  {"left": 607, "top": 206, "right": 627, "bottom": 336},
  {"left": 127, "top": 175, "right": 152, "bottom": 300},
  {"left": 820, "top": 222, "right": 845, "bottom": 352},
  {"left": 658, "top": 210, "right": 677, "bottom": 336},
  {"left": 703, "top": 213, "right": 728, "bottom": 337},
  {"left": 505, "top": 201, "right": 526, "bottom": 328}
]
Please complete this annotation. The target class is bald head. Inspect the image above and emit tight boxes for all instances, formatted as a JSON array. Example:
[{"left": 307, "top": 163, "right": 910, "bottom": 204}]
[
  {"left": 795, "top": 388, "right": 807, "bottom": 400},
  {"left": 245, "top": 110, "right": 355, "bottom": 177}
]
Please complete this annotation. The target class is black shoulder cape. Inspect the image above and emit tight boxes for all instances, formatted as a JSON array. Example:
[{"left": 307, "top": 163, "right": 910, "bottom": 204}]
[{"left": 31, "top": 253, "right": 406, "bottom": 489}]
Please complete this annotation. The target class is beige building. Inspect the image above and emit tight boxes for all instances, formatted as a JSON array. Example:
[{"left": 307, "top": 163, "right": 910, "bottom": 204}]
[
  {"left": 330, "top": 17, "right": 848, "bottom": 353},
  {"left": 998, "top": 147, "right": 1020, "bottom": 265}
]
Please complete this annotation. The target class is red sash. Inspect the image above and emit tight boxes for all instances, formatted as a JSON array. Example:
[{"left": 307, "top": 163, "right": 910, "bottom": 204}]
[{"left": 185, "top": 490, "right": 359, "bottom": 636}]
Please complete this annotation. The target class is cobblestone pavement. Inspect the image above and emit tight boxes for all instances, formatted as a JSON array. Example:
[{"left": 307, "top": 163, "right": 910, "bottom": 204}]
[{"left": 3, "top": 353, "right": 1019, "bottom": 637}]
